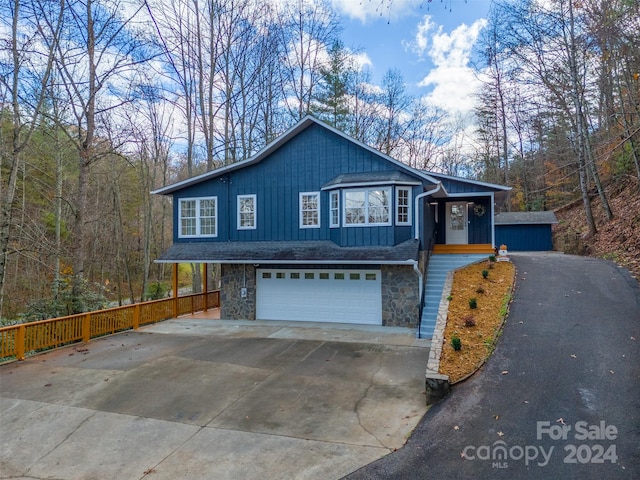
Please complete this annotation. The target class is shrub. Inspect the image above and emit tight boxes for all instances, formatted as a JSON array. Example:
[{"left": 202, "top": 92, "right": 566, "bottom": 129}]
[
  {"left": 145, "top": 281, "right": 169, "bottom": 300},
  {"left": 463, "top": 315, "right": 476, "bottom": 327},
  {"left": 475, "top": 285, "right": 485, "bottom": 294},
  {"left": 482, "top": 269, "right": 489, "bottom": 279},
  {"left": 447, "top": 295, "right": 453, "bottom": 301},
  {"left": 22, "top": 277, "right": 107, "bottom": 321},
  {"left": 489, "top": 255, "right": 496, "bottom": 262},
  {"left": 469, "top": 297, "right": 478, "bottom": 309},
  {"left": 451, "top": 335, "right": 462, "bottom": 351}
]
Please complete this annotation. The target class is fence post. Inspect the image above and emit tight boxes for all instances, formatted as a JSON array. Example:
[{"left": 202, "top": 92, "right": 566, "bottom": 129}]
[
  {"left": 172, "top": 263, "right": 179, "bottom": 319},
  {"left": 203, "top": 263, "right": 208, "bottom": 311},
  {"left": 133, "top": 304, "right": 140, "bottom": 330},
  {"left": 82, "top": 314, "right": 91, "bottom": 343},
  {"left": 16, "top": 324, "right": 25, "bottom": 360}
]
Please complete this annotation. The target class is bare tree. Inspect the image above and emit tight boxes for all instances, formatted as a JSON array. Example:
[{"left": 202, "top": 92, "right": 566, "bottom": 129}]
[
  {"left": 0, "top": 0, "right": 62, "bottom": 317},
  {"left": 44, "top": 0, "right": 149, "bottom": 311},
  {"left": 277, "top": 0, "right": 340, "bottom": 121},
  {"left": 494, "top": 0, "right": 615, "bottom": 234},
  {"left": 374, "top": 69, "right": 413, "bottom": 156}
]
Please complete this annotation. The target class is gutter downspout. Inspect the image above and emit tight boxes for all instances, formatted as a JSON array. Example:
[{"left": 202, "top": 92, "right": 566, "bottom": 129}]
[
  {"left": 412, "top": 260, "right": 423, "bottom": 308},
  {"left": 414, "top": 183, "right": 442, "bottom": 240},
  {"left": 490, "top": 191, "right": 495, "bottom": 248},
  {"left": 413, "top": 183, "right": 441, "bottom": 338}
]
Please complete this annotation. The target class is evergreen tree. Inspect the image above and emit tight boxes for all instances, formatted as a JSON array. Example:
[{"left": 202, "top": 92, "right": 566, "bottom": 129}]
[{"left": 312, "top": 40, "right": 354, "bottom": 131}]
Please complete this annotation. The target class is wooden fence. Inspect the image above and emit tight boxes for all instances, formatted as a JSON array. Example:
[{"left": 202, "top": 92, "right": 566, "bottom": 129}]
[{"left": 0, "top": 290, "right": 220, "bottom": 363}]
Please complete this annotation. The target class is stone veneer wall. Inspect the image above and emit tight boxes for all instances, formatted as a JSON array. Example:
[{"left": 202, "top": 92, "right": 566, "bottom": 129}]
[
  {"left": 220, "top": 264, "right": 256, "bottom": 320},
  {"left": 381, "top": 265, "right": 420, "bottom": 327}
]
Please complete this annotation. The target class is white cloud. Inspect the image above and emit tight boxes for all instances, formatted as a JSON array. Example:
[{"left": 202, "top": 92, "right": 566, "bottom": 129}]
[
  {"left": 418, "top": 18, "right": 487, "bottom": 116},
  {"left": 351, "top": 51, "right": 373, "bottom": 70},
  {"left": 402, "top": 15, "right": 435, "bottom": 57},
  {"left": 331, "top": 0, "right": 424, "bottom": 23}
]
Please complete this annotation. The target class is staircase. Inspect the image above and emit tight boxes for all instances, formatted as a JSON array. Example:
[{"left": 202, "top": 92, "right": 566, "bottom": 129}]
[{"left": 419, "top": 253, "right": 490, "bottom": 339}]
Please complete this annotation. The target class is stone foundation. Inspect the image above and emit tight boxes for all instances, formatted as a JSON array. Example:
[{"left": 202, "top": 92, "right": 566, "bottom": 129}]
[
  {"left": 381, "top": 265, "right": 420, "bottom": 327},
  {"left": 220, "top": 264, "right": 256, "bottom": 320},
  {"left": 220, "top": 263, "right": 421, "bottom": 327}
]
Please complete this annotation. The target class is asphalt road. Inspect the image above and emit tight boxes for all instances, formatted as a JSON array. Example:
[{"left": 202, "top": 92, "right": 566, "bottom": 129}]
[{"left": 346, "top": 253, "right": 640, "bottom": 479}]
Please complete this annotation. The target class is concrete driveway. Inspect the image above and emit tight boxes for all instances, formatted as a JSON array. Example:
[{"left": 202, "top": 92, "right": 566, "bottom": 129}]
[
  {"left": 346, "top": 253, "right": 640, "bottom": 479},
  {"left": 0, "top": 320, "right": 429, "bottom": 479}
]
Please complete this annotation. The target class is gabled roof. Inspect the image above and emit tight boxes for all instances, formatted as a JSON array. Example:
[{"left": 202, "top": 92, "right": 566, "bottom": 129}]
[
  {"left": 423, "top": 171, "right": 512, "bottom": 192},
  {"left": 495, "top": 211, "right": 558, "bottom": 225},
  {"left": 151, "top": 116, "right": 442, "bottom": 195}
]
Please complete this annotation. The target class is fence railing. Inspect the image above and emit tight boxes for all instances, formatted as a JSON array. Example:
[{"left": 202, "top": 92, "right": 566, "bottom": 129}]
[{"left": 0, "top": 290, "right": 220, "bottom": 363}]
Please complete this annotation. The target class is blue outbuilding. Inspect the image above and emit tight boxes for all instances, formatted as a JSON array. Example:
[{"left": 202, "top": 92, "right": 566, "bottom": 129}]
[{"left": 495, "top": 211, "right": 558, "bottom": 251}]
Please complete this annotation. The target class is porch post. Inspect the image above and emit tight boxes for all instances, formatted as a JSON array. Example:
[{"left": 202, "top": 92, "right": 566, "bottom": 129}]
[
  {"left": 172, "top": 263, "right": 179, "bottom": 318},
  {"left": 203, "top": 263, "right": 209, "bottom": 311},
  {"left": 490, "top": 192, "right": 496, "bottom": 248}
]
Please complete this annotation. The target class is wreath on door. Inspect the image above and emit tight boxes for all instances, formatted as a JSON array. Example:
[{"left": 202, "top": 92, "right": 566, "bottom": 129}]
[{"left": 473, "top": 204, "right": 486, "bottom": 217}]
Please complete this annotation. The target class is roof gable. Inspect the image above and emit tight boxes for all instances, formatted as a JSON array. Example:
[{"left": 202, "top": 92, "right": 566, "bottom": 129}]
[
  {"left": 424, "top": 171, "right": 511, "bottom": 193},
  {"left": 152, "top": 116, "right": 439, "bottom": 195}
]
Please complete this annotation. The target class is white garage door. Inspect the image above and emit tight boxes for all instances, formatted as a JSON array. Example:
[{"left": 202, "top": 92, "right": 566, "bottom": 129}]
[{"left": 256, "top": 269, "right": 382, "bottom": 325}]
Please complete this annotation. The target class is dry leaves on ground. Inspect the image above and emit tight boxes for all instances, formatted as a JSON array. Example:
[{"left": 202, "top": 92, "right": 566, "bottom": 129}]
[{"left": 439, "top": 260, "right": 516, "bottom": 383}]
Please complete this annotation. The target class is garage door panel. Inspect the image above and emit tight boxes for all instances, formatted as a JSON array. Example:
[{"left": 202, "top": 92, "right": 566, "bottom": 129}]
[{"left": 256, "top": 269, "right": 382, "bottom": 325}]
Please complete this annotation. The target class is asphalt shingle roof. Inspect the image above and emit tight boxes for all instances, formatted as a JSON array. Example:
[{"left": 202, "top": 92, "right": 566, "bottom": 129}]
[
  {"left": 322, "top": 171, "right": 422, "bottom": 188},
  {"left": 156, "top": 239, "right": 420, "bottom": 264},
  {"left": 495, "top": 211, "right": 558, "bottom": 225}
]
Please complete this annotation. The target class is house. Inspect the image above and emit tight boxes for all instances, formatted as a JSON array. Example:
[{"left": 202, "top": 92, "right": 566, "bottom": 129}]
[
  {"left": 495, "top": 211, "right": 558, "bottom": 251},
  {"left": 152, "top": 116, "right": 510, "bottom": 331}
]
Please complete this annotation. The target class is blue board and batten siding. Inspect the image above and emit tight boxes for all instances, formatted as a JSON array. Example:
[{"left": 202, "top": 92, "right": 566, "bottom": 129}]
[
  {"left": 495, "top": 224, "right": 553, "bottom": 251},
  {"left": 494, "top": 212, "right": 557, "bottom": 251},
  {"left": 172, "top": 123, "right": 432, "bottom": 247}
]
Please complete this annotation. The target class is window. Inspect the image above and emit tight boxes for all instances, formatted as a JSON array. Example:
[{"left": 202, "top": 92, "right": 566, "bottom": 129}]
[
  {"left": 237, "top": 194, "right": 256, "bottom": 230},
  {"left": 396, "top": 187, "right": 411, "bottom": 225},
  {"left": 344, "top": 188, "right": 391, "bottom": 226},
  {"left": 300, "top": 192, "right": 320, "bottom": 228},
  {"left": 330, "top": 191, "right": 339, "bottom": 228},
  {"left": 179, "top": 197, "right": 217, "bottom": 238}
]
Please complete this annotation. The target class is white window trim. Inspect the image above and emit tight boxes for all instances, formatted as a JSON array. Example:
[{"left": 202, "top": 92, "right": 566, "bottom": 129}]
[
  {"left": 342, "top": 187, "right": 392, "bottom": 227},
  {"left": 299, "top": 191, "right": 320, "bottom": 229},
  {"left": 178, "top": 196, "right": 218, "bottom": 238},
  {"left": 396, "top": 187, "right": 412, "bottom": 226},
  {"left": 330, "top": 191, "right": 340, "bottom": 228},
  {"left": 237, "top": 194, "right": 257, "bottom": 230}
]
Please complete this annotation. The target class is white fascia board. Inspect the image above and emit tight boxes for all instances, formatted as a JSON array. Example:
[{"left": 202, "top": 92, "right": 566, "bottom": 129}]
[{"left": 445, "top": 191, "right": 495, "bottom": 198}]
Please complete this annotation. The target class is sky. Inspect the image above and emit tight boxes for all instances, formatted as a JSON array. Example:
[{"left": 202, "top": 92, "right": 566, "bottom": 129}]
[{"left": 332, "top": 0, "right": 493, "bottom": 118}]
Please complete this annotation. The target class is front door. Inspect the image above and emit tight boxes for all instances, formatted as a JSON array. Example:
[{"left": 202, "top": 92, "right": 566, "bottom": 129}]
[{"left": 446, "top": 202, "right": 468, "bottom": 244}]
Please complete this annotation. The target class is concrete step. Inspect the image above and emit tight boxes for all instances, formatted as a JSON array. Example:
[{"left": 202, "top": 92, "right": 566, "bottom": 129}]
[{"left": 418, "top": 253, "right": 490, "bottom": 338}]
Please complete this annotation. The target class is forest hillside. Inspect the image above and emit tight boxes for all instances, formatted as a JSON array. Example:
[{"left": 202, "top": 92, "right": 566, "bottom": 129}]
[{"left": 554, "top": 177, "right": 640, "bottom": 280}]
